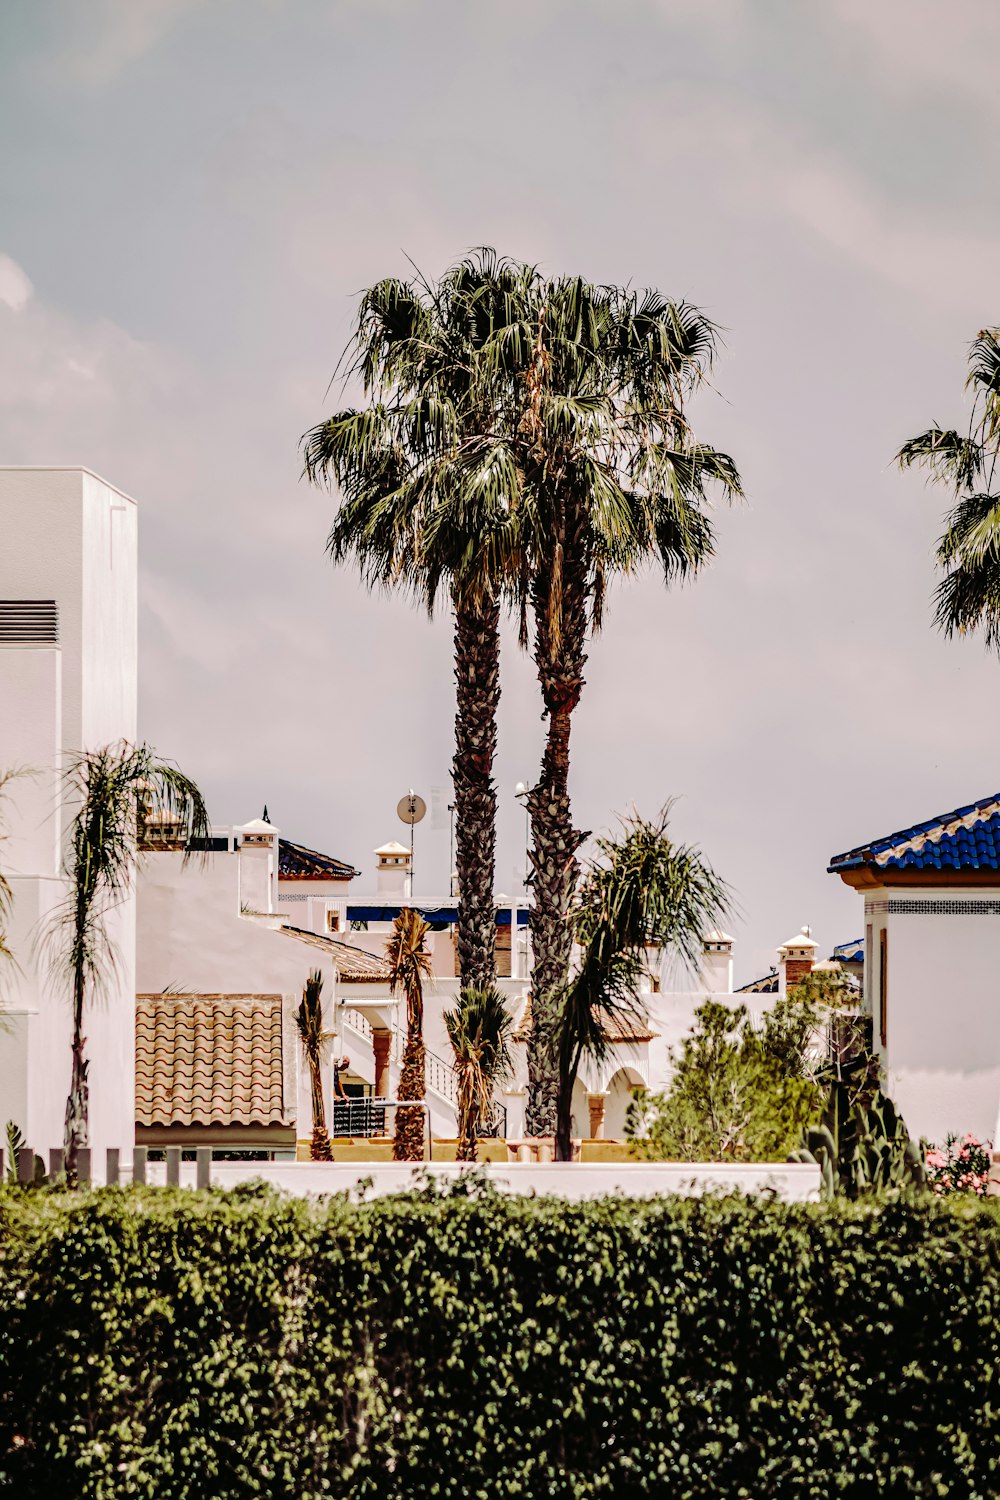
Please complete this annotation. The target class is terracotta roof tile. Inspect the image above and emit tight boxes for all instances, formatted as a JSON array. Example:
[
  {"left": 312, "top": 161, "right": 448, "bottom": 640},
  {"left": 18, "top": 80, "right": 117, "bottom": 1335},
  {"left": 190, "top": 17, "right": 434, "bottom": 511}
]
[
  {"left": 512, "top": 993, "right": 655, "bottom": 1043},
  {"left": 135, "top": 994, "right": 286, "bottom": 1128},
  {"left": 279, "top": 925, "right": 391, "bottom": 981}
]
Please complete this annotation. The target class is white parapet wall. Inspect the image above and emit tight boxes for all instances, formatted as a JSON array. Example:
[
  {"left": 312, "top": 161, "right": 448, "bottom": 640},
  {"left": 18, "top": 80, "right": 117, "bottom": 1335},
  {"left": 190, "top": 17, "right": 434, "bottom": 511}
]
[{"left": 140, "top": 1158, "right": 822, "bottom": 1201}]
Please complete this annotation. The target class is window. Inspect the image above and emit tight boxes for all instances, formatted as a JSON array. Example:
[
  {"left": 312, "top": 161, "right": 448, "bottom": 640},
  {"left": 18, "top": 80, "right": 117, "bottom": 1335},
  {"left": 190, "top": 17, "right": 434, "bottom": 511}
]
[
  {"left": 326, "top": 909, "right": 341, "bottom": 933},
  {"left": 865, "top": 921, "right": 872, "bottom": 1008},
  {"left": 878, "top": 928, "right": 888, "bottom": 1049}
]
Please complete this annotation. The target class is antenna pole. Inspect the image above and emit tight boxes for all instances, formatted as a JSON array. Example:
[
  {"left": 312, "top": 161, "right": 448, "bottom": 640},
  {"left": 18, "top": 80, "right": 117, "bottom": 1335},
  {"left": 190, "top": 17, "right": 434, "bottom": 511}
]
[{"left": 448, "top": 802, "right": 455, "bottom": 898}]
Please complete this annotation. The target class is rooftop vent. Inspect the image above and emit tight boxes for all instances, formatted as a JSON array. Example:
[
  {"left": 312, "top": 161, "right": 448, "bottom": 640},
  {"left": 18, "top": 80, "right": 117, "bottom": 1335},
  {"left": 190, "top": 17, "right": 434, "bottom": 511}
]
[{"left": 0, "top": 600, "right": 58, "bottom": 644}]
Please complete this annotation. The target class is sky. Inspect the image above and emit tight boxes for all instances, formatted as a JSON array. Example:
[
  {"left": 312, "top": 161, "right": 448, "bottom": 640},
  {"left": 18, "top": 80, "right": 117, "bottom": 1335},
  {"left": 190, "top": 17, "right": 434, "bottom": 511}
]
[{"left": 2, "top": 0, "right": 1000, "bottom": 984}]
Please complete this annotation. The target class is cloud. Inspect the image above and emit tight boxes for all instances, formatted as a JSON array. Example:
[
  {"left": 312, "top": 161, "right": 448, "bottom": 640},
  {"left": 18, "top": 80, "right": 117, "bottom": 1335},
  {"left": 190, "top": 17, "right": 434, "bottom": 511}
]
[
  {"left": 828, "top": 1, "right": 1000, "bottom": 98},
  {"left": 0, "top": 254, "right": 32, "bottom": 312},
  {"left": 50, "top": 0, "right": 196, "bottom": 87}
]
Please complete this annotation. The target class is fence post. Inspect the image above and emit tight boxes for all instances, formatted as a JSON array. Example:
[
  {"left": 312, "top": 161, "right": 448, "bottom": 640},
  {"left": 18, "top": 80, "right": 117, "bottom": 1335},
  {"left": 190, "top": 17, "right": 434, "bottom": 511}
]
[
  {"left": 77, "top": 1148, "right": 91, "bottom": 1186},
  {"left": 196, "top": 1147, "right": 211, "bottom": 1189},
  {"left": 165, "top": 1147, "right": 181, "bottom": 1186},
  {"left": 17, "top": 1147, "right": 34, "bottom": 1185},
  {"left": 48, "top": 1148, "right": 65, "bottom": 1181},
  {"left": 132, "top": 1146, "right": 147, "bottom": 1185},
  {"left": 106, "top": 1148, "right": 120, "bottom": 1187}
]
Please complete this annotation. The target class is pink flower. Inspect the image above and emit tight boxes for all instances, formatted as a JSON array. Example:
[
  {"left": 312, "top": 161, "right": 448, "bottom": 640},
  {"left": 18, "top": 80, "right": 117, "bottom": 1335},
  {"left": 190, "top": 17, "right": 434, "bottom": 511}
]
[{"left": 926, "top": 1150, "right": 947, "bottom": 1169}]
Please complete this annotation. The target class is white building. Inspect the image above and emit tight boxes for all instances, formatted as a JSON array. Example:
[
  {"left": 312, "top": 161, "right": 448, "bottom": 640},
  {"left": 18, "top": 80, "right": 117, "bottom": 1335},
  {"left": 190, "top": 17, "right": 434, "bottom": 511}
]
[
  {"left": 0, "top": 465, "right": 879, "bottom": 1162},
  {"left": 829, "top": 794, "right": 1000, "bottom": 1143},
  {"left": 0, "top": 468, "right": 137, "bottom": 1159}
]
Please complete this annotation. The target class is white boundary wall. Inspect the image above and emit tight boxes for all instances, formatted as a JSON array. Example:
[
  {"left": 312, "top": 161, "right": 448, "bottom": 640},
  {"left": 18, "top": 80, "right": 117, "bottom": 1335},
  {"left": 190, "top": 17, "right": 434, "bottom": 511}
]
[{"left": 139, "top": 1159, "right": 821, "bottom": 1201}]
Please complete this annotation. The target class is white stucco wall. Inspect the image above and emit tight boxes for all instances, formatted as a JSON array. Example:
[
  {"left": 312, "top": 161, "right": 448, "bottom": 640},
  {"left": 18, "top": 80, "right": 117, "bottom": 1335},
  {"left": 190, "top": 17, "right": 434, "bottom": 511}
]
[
  {"left": 0, "top": 468, "right": 137, "bottom": 1157},
  {"left": 138, "top": 849, "right": 356, "bottom": 1136},
  {"left": 861, "top": 883, "right": 1000, "bottom": 1143}
]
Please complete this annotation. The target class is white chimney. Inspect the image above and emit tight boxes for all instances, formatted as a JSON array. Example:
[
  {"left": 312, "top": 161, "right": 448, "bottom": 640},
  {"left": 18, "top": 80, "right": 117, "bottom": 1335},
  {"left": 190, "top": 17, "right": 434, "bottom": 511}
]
[
  {"left": 236, "top": 816, "right": 278, "bottom": 913},
  {"left": 374, "top": 840, "right": 411, "bottom": 901},
  {"left": 700, "top": 930, "right": 734, "bottom": 994}
]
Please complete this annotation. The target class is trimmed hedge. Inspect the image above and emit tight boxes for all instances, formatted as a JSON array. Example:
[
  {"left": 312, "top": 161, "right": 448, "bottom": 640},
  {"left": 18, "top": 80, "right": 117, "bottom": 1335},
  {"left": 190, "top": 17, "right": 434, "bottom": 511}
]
[{"left": 1, "top": 1182, "right": 1000, "bottom": 1497}]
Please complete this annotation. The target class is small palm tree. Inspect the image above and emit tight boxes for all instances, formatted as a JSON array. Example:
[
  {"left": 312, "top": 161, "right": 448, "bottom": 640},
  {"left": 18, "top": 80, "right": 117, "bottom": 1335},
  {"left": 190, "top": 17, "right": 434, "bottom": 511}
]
[
  {"left": 57, "top": 742, "right": 209, "bottom": 1184},
  {"left": 897, "top": 328, "right": 1000, "bottom": 645},
  {"left": 552, "top": 808, "right": 728, "bottom": 1161},
  {"left": 444, "top": 985, "right": 513, "bottom": 1161},
  {"left": 386, "top": 907, "right": 432, "bottom": 1161},
  {"left": 295, "top": 969, "right": 333, "bottom": 1161}
]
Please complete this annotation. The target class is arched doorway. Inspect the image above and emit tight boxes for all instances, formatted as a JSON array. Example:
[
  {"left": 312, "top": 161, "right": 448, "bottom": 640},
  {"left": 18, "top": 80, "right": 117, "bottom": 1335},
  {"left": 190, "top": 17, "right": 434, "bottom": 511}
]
[{"left": 603, "top": 1066, "right": 647, "bottom": 1141}]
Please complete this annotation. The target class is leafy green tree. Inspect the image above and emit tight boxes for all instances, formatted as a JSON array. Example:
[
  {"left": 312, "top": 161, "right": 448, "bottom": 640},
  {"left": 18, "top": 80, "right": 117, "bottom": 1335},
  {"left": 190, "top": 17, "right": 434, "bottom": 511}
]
[
  {"left": 473, "top": 274, "right": 743, "bottom": 1134},
  {"left": 897, "top": 328, "right": 1000, "bottom": 645},
  {"left": 552, "top": 808, "right": 728, "bottom": 1161},
  {"left": 303, "top": 254, "right": 533, "bottom": 992},
  {"left": 386, "top": 907, "right": 432, "bottom": 1162},
  {"left": 56, "top": 742, "right": 209, "bottom": 1184},
  {"left": 295, "top": 969, "right": 333, "bottom": 1162},
  {"left": 628, "top": 994, "right": 824, "bottom": 1163},
  {"left": 444, "top": 985, "right": 513, "bottom": 1161}
]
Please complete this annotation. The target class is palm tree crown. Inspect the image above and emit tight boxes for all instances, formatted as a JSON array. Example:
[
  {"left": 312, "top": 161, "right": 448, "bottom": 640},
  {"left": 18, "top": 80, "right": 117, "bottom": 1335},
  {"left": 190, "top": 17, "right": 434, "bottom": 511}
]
[
  {"left": 553, "top": 807, "right": 729, "bottom": 1160},
  {"left": 897, "top": 328, "right": 1000, "bottom": 648},
  {"left": 444, "top": 985, "right": 513, "bottom": 1161}
]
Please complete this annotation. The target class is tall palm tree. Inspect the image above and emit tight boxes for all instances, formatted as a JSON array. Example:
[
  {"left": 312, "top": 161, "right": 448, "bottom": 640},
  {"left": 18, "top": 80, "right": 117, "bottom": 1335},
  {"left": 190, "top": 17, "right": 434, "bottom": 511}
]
[
  {"left": 897, "top": 328, "right": 1000, "bottom": 645},
  {"left": 58, "top": 742, "right": 209, "bottom": 1183},
  {"left": 302, "top": 253, "right": 532, "bottom": 993},
  {"left": 552, "top": 808, "right": 728, "bottom": 1161},
  {"left": 385, "top": 906, "right": 432, "bottom": 1162},
  {"left": 473, "top": 275, "right": 743, "bottom": 1133},
  {"left": 295, "top": 968, "right": 333, "bottom": 1162},
  {"left": 444, "top": 985, "right": 513, "bottom": 1161}
]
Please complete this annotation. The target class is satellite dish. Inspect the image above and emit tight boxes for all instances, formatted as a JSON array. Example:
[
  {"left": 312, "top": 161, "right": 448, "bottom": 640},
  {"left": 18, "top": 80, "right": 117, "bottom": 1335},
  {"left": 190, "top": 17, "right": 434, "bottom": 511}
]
[{"left": 397, "top": 791, "right": 426, "bottom": 826}]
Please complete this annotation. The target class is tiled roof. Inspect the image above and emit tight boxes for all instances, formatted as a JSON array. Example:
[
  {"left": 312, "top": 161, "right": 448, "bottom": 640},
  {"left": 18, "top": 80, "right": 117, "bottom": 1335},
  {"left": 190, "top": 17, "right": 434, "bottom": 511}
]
[
  {"left": 736, "top": 970, "right": 779, "bottom": 994},
  {"left": 512, "top": 994, "right": 655, "bottom": 1043},
  {"left": 279, "top": 925, "right": 391, "bottom": 981},
  {"left": 135, "top": 995, "right": 286, "bottom": 1128},
  {"left": 278, "top": 838, "right": 359, "bottom": 881},
  {"left": 831, "top": 938, "right": 864, "bottom": 964},
  {"left": 595, "top": 1008, "right": 658, "bottom": 1044},
  {"left": 828, "top": 794, "right": 1000, "bottom": 873}
]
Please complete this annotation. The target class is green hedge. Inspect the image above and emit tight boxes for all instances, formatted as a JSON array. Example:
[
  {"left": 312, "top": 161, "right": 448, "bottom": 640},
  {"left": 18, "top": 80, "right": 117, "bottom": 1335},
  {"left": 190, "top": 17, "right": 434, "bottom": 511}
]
[{"left": 1, "top": 1182, "right": 1000, "bottom": 1497}]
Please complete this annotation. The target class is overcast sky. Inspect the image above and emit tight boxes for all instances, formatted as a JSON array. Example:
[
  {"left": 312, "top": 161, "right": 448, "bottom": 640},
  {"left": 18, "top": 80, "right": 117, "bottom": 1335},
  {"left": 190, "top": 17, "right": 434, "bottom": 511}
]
[{"left": 2, "top": 0, "right": 1000, "bottom": 983}]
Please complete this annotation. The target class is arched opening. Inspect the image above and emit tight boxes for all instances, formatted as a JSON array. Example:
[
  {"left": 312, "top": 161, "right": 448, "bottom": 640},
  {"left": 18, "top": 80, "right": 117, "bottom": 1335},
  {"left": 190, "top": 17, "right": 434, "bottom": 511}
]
[{"left": 603, "top": 1066, "right": 647, "bottom": 1141}]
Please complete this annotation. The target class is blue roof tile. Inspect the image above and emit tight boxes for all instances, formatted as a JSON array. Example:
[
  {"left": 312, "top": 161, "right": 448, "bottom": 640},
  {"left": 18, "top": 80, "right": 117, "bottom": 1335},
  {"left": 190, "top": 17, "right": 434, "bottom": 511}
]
[{"left": 828, "top": 794, "right": 1000, "bottom": 874}]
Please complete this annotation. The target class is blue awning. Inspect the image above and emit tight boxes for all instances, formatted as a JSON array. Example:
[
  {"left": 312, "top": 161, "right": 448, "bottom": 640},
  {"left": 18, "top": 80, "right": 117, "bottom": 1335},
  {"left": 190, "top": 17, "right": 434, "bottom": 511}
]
[{"left": 345, "top": 905, "right": 530, "bottom": 926}]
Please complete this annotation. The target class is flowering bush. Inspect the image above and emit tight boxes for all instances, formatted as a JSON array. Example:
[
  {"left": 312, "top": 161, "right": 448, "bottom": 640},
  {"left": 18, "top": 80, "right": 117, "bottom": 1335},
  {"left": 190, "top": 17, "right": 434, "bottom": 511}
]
[{"left": 925, "top": 1132, "right": 992, "bottom": 1196}]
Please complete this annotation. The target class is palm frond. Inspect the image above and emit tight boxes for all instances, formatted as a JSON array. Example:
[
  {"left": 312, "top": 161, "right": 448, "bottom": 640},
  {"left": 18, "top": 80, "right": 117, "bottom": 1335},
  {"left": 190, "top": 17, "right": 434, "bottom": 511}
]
[
  {"left": 444, "top": 984, "right": 513, "bottom": 1149},
  {"left": 385, "top": 907, "right": 432, "bottom": 1034},
  {"left": 896, "top": 428, "right": 982, "bottom": 493},
  {"left": 560, "top": 806, "right": 729, "bottom": 1069}
]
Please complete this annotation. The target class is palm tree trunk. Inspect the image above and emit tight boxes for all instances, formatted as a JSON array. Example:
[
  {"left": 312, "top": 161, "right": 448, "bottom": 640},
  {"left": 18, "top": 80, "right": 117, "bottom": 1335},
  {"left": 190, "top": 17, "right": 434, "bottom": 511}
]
[
  {"left": 452, "top": 598, "right": 500, "bottom": 990},
  {"left": 554, "top": 1053, "right": 577, "bottom": 1163},
  {"left": 309, "top": 1058, "right": 332, "bottom": 1162},
  {"left": 64, "top": 962, "right": 88, "bottom": 1185},
  {"left": 393, "top": 1037, "right": 427, "bottom": 1161},
  {"left": 455, "top": 1067, "right": 479, "bottom": 1161},
  {"left": 525, "top": 531, "right": 589, "bottom": 1139}
]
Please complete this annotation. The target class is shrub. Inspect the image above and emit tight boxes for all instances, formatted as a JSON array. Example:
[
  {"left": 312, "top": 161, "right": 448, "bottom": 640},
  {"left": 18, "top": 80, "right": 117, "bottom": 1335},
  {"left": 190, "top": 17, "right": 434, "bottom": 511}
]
[
  {"left": 627, "top": 996, "right": 823, "bottom": 1161},
  {"left": 926, "top": 1133, "right": 992, "bottom": 1196},
  {"left": 3, "top": 1184, "right": 1000, "bottom": 1495}
]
